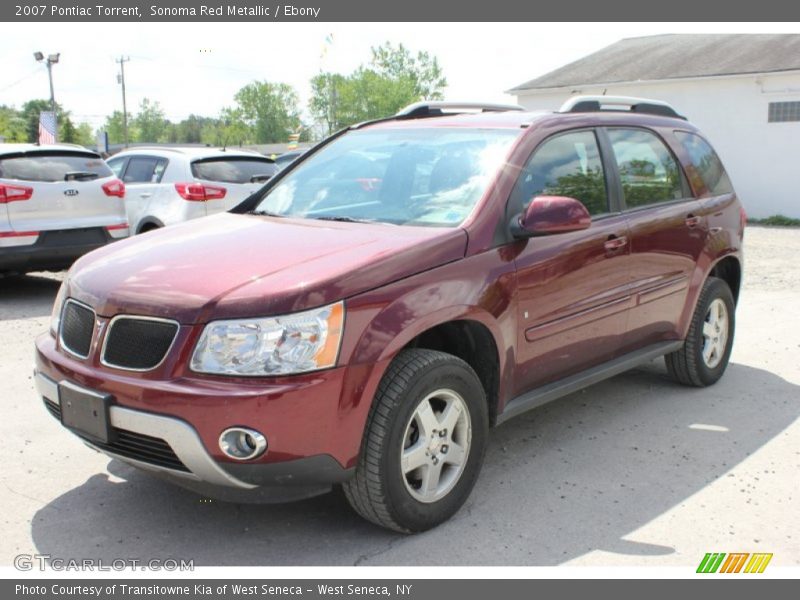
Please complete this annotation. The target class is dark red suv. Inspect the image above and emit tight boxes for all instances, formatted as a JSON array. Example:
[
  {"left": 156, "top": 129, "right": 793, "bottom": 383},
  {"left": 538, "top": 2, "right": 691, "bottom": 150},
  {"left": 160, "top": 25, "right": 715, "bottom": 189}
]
[{"left": 35, "top": 97, "right": 744, "bottom": 532}]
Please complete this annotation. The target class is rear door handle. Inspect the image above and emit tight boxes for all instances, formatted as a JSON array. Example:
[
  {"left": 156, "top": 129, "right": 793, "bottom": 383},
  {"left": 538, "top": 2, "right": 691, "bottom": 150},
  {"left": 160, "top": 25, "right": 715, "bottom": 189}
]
[
  {"left": 604, "top": 236, "right": 628, "bottom": 251},
  {"left": 685, "top": 214, "right": 702, "bottom": 228}
]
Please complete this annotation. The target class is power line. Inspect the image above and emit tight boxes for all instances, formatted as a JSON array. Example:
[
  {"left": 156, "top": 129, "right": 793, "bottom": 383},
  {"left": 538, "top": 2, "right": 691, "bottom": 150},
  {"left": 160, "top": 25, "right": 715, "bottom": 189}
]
[{"left": 0, "top": 67, "right": 42, "bottom": 93}]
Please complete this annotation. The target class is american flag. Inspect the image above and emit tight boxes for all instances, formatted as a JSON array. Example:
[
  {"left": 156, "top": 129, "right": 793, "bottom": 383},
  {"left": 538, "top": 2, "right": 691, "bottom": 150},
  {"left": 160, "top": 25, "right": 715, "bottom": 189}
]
[{"left": 38, "top": 111, "right": 57, "bottom": 144}]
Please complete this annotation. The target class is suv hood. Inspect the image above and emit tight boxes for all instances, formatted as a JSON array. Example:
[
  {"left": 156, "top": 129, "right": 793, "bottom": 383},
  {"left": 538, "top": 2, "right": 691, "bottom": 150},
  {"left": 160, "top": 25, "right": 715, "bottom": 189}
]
[{"left": 68, "top": 213, "right": 467, "bottom": 323}]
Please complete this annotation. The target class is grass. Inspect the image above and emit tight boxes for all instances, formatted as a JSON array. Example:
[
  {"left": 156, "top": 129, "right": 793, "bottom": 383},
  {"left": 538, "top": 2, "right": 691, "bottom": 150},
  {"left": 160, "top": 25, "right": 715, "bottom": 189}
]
[{"left": 747, "top": 214, "right": 800, "bottom": 227}]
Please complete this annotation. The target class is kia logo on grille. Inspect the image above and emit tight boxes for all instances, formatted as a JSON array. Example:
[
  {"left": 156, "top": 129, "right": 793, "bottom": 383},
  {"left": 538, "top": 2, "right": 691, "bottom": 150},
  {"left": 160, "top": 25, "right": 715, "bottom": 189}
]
[{"left": 64, "top": 189, "right": 79, "bottom": 197}]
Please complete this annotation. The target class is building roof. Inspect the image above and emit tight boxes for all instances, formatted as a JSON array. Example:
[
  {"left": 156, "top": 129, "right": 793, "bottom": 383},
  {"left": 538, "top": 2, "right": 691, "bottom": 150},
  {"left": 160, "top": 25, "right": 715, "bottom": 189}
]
[{"left": 510, "top": 34, "right": 800, "bottom": 93}]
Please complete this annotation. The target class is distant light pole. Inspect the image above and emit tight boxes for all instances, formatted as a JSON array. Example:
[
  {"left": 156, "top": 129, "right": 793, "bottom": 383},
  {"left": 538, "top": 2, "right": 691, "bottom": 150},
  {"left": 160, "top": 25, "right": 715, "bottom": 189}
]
[{"left": 34, "top": 51, "right": 60, "bottom": 141}]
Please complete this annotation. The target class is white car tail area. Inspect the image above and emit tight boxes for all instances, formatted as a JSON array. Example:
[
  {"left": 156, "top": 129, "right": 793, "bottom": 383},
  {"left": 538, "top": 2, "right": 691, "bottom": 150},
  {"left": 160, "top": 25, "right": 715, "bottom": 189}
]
[
  {"left": 107, "top": 148, "right": 276, "bottom": 233},
  {"left": 1, "top": 145, "right": 128, "bottom": 272}
]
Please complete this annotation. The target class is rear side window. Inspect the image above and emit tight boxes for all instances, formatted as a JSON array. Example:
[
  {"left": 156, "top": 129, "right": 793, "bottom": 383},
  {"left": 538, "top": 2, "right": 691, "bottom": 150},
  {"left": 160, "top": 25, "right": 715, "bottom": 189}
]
[
  {"left": 674, "top": 131, "right": 733, "bottom": 196},
  {"left": 510, "top": 130, "right": 609, "bottom": 217},
  {"left": 191, "top": 157, "right": 277, "bottom": 184},
  {"left": 107, "top": 157, "right": 126, "bottom": 177},
  {"left": 0, "top": 152, "right": 112, "bottom": 182},
  {"left": 607, "top": 129, "right": 686, "bottom": 208},
  {"left": 122, "top": 156, "right": 168, "bottom": 184}
]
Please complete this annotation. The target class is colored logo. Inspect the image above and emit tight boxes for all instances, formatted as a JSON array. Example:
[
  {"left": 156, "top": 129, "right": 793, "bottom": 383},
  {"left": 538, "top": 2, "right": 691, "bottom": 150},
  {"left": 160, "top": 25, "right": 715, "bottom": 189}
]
[{"left": 697, "top": 552, "right": 773, "bottom": 573}]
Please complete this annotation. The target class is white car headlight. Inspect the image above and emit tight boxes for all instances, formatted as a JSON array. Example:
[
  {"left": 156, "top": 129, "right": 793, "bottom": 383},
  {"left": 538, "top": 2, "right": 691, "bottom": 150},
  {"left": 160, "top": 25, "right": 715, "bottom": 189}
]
[
  {"left": 190, "top": 301, "right": 345, "bottom": 376},
  {"left": 50, "top": 281, "right": 67, "bottom": 337}
]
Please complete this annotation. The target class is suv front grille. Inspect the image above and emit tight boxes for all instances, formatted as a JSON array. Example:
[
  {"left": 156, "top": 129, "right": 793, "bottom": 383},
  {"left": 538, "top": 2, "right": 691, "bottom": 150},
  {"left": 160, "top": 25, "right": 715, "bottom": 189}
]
[
  {"left": 43, "top": 399, "right": 188, "bottom": 472},
  {"left": 101, "top": 316, "right": 179, "bottom": 371},
  {"left": 59, "top": 299, "right": 95, "bottom": 358}
]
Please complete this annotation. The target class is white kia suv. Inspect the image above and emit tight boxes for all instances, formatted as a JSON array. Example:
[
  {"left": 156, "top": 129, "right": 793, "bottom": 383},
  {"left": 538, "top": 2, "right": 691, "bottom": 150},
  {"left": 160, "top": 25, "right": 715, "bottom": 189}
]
[
  {"left": 0, "top": 144, "right": 128, "bottom": 274},
  {"left": 106, "top": 147, "right": 277, "bottom": 234}
]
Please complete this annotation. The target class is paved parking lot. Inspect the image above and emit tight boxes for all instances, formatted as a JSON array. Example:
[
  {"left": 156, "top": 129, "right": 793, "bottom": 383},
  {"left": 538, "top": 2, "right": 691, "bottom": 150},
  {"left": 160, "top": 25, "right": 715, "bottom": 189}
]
[{"left": 1, "top": 226, "right": 798, "bottom": 567}]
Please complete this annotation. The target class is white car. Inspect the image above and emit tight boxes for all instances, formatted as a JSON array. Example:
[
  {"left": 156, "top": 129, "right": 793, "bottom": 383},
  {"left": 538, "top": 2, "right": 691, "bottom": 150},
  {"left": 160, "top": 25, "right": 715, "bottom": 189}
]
[
  {"left": 106, "top": 147, "right": 277, "bottom": 234},
  {"left": 0, "top": 143, "right": 128, "bottom": 274}
]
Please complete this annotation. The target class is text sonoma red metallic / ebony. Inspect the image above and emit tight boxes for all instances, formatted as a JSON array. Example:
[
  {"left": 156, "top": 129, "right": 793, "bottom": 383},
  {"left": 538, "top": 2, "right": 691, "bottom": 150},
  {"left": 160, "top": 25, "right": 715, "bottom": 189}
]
[{"left": 34, "top": 98, "right": 744, "bottom": 532}]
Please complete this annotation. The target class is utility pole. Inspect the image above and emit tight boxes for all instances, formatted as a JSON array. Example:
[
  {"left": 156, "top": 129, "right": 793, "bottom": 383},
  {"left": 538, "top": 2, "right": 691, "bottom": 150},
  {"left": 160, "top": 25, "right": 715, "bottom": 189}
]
[{"left": 116, "top": 56, "right": 130, "bottom": 147}]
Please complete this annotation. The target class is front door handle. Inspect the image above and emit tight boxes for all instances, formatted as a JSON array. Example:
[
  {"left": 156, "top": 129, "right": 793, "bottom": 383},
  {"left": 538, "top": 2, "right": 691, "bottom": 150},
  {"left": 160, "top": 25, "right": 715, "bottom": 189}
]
[
  {"left": 685, "top": 214, "right": 702, "bottom": 228},
  {"left": 604, "top": 236, "right": 628, "bottom": 252}
]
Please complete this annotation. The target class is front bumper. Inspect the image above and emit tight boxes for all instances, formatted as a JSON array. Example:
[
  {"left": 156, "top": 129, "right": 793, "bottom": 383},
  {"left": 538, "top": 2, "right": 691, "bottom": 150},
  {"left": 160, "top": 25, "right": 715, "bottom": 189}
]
[{"left": 34, "top": 365, "right": 355, "bottom": 503}]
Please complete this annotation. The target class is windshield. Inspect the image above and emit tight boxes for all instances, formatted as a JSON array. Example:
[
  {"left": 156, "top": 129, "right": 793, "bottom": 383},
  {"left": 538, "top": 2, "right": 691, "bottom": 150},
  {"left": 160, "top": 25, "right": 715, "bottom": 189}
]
[{"left": 253, "top": 127, "right": 518, "bottom": 227}]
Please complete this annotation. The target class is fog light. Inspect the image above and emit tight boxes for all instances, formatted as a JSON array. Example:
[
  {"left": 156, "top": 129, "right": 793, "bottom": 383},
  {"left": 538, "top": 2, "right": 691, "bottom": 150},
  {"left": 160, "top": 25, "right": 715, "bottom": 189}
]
[{"left": 219, "top": 427, "right": 267, "bottom": 460}]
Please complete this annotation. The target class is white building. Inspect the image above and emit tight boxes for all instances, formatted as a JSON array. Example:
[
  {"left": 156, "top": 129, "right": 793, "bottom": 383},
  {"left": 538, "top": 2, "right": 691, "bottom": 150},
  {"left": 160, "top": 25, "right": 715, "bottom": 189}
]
[{"left": 510, "top": 34, "right": 800, "bottom": 218}]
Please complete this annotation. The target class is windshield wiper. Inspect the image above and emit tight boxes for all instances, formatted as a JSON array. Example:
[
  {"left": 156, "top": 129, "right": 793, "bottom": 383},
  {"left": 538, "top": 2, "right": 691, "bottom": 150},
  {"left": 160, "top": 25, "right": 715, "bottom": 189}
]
[
  {"left": 249, "top": 174, "right": 273, "bottom": 183},
  {"left": 249, "top": 209, "right": 286, "bottom": 218},
  {"left": 64, "top": 171, "right": 99, "bottom": 182},
  {"left": 312, "top": 216, "right": 394, "bottom": 225}
]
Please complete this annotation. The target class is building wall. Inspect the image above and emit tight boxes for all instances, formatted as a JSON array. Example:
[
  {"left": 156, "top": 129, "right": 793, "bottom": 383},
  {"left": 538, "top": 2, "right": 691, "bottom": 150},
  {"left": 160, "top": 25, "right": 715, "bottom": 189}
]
[{"left": 515, "top": 72, "right": 800, "bottom": 218}]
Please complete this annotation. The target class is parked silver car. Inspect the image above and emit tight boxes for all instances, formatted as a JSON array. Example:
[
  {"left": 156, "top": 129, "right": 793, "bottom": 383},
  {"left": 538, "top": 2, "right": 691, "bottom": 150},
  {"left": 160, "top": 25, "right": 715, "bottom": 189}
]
[
  {"left": 106, "top": 147, "right": 277, "bottom": 234},
  {"left": 0, "top": 144, "right": 128, "bottom": 274}
]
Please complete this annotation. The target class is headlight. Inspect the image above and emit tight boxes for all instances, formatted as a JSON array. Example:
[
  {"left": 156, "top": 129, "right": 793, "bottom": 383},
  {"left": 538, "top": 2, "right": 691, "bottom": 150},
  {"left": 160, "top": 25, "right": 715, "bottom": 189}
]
[
  {"left": 190, "top": 301, "right": 344, "bottom": 376},
  {"left": 49, "top": 281, "right": 67, "bottom": 337}
]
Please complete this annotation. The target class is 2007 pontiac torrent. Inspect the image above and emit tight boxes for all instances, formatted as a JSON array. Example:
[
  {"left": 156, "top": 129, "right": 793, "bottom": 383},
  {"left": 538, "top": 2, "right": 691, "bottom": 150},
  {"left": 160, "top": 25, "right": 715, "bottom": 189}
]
[{"left": 35, "top": 97, "right": 744, "bottom": 532}]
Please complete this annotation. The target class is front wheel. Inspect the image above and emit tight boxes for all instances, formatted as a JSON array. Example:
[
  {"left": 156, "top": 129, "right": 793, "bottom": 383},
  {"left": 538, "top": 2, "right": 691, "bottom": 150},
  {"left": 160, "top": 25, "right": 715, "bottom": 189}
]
[
  {"left": 343, "top": 349, "right": 488, "bottom": 533},
  {"left": 665, "top": 276, "right": 736, "bottom": 387}
]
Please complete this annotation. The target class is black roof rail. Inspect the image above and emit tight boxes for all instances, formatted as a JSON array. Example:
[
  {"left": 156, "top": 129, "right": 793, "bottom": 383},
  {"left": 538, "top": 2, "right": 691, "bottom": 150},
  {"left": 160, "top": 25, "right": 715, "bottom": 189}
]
[
  {"left": 394, "top": 101, "right": 525, "bottom": 119},
  {"left": 559, "top": 95, "right": 687, "bottom": 120}
]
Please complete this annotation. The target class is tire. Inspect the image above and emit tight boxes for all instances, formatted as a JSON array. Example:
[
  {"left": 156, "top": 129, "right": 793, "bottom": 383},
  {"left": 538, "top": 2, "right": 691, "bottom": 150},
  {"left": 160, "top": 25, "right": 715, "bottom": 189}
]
[
  {"left": 343, "top": 348, "right": 489, "bottom": 533},
  {"left": 665, "top": 276, "right": 735, "bottom": 387},
  {"left": 138, "top": 223, "right": 161, "bottom": 234}
]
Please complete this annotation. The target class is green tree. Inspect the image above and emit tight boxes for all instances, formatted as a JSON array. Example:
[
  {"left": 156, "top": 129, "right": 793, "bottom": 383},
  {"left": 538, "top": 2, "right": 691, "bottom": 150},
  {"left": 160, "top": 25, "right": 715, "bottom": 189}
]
[
  {"left": 176, "top": 114, "right": 213, "bottom": 144},
  {"left": 132, "top": 98, "right": 169, "bottom": 143},
  {"left": 74, "top": 122, "right": 95, "bottom": 147},
  {"left": 370, "top": 42, "right": 447, "bottom": 100},
  {"left": 233, "top": 81, "right": 301, "bottom": 144},
  {"left": 59, "top": 115, "right": 78, "bottom": 144},
  {"left": 0, "top": 105, "right": 27, "bottom": 142},
  {"left": 310, "top": 68, "right": 419, "bottom": 134},
  {"left": 102, "top": 110, "right": 133, "bottom": 145},
  {"left": 198, "top": 108, "right": 253, "bottom": 147},
  {"left": 309, "top": 73, "right": 348, "bottom": 136},
  {"left": 309, "top": 42, "right": 448, "bottom": 135}
]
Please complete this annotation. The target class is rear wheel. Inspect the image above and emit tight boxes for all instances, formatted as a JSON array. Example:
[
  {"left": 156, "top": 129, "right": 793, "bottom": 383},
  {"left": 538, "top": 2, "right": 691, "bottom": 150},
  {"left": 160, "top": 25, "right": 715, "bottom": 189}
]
[
  {"left": 138, "top": 223, "right": 161, "bottom": 234},
  {"left": 665, "top": 276, "right": 735, "bottom": 387},
  {"left": 343, "top": 349, "right": 488, "bottom": 533}
]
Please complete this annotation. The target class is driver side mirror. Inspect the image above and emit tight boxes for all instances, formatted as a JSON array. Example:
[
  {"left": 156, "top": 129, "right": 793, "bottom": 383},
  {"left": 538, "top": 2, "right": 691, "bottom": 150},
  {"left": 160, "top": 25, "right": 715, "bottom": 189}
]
[{"left": 511, "top": 195, "right": 591, "bottom": 238}]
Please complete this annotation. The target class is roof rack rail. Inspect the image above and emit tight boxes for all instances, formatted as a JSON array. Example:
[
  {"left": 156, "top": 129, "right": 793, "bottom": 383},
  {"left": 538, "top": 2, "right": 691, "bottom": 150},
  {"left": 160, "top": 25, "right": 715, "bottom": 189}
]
[
  {"left": 559, "top": 95, "right": 686, "bottom": 120},
  {"left": 395, "top": 101, "right": 524, "bottom": 119}
]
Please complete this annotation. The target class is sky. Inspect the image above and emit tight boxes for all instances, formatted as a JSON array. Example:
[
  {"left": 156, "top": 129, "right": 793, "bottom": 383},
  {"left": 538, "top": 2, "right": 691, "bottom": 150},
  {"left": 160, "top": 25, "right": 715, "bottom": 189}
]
[{"left": 1, "top": 22, "right": 798, "bottom": 130}]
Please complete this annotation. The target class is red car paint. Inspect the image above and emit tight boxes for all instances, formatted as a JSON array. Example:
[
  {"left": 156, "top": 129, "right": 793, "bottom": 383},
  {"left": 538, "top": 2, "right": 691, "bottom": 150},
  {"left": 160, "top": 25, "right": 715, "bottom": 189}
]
[{"left": 35, "top": 108, "right": 743, "bottom": 479}]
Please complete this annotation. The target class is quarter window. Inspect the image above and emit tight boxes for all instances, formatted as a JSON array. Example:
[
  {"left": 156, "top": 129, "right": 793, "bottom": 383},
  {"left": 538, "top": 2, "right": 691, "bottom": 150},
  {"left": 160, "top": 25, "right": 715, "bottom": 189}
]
[
  {"left": 510, "top": 130, "right": 609, "bottom": 217},
  {"left": 674, "top": 131, "right": 733, "bottom": 196},
  {"left": 106, "top": 157, "right": 126, "bottom": 178},
  {"left": 607, "top": 129, "right": 685, "bottom": 208}
]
